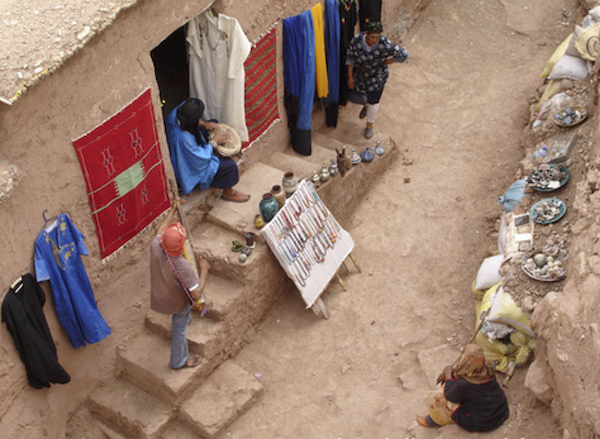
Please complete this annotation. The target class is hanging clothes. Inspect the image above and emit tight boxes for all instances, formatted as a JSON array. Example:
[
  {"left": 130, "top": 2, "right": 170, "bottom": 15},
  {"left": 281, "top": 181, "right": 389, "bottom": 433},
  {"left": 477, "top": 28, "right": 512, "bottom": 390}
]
[
  {"left": 359, "top": 0, "right": 382, "bottom": 31},
  {"left": 312, "top": 3, "right": 329, "bottom": 99},
  {"left": 325, "top": 0, "right": 341, "bottom": 126},
  {"left": 34, "top": 214, "right": 111, "bottom": 348},
  {"left": 2, "top": 274, "right": 71, "bottom": 388},
  {"left": 187, "top": 10, "right": 251, "bottom": 141},
  {"left": 283, "top": 10, "right": 316, "bottom": 156},
  {"left": 339, "top": 0, "right": 358, "bottom": 107}
]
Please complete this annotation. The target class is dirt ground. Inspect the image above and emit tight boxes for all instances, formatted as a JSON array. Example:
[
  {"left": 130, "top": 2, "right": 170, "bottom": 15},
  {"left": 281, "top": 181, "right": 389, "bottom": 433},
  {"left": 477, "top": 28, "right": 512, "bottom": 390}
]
[{"left": 210, "top": 1, "right": 577, "bottom": 438}]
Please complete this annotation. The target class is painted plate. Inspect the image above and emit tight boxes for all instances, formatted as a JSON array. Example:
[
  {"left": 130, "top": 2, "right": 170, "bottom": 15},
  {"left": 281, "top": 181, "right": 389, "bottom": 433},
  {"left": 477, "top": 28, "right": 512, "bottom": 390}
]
[
  {"left": 528, "top": 163, "right": 569, "bottom": 192},
  {"left": 529, "top": 198, "right": 567, "bottom": 224}
]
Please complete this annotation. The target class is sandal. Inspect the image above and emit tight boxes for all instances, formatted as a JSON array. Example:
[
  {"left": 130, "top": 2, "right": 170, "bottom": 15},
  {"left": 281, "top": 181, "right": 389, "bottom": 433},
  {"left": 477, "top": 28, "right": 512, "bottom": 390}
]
[
  {"left": 416, "top": 415, "right": 438, "bottom": 428},
  {"left": 183, "top": 354, "right": 201, "bottom": 368}
]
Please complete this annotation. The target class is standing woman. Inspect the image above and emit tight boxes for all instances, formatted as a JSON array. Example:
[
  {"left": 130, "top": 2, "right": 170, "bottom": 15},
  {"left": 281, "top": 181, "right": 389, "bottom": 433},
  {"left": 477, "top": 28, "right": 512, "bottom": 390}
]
[
  {"left": 417, "top": 344, "right": 510, "bottom": 432},
  {"left": 345, "top": 21, "right": 408, "bottom": 139}
]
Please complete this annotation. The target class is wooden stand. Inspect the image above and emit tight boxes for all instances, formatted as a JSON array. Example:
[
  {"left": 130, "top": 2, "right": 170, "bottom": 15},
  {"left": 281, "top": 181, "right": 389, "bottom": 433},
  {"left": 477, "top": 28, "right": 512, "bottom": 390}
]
[{"left": 311, "top": 252, "right": 361, "bottom": 319}]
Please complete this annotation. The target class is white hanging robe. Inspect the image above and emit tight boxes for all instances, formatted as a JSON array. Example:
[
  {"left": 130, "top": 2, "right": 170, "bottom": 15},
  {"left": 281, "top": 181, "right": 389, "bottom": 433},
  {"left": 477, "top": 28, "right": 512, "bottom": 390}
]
[{"left": 187, "top": 10, "right": 251, "bottom": 141}]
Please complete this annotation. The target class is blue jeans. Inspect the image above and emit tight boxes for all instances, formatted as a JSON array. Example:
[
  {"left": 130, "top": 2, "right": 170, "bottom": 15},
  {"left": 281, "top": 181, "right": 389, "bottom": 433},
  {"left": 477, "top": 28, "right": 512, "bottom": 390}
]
[{"left": 170, "top": 305, "right": 191, "bottom": 369}]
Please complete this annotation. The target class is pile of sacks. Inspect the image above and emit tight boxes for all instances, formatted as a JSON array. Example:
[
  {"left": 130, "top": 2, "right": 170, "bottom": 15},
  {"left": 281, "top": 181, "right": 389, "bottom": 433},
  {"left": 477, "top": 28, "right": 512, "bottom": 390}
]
[{"left": 533, "top": 5, "right": 600, "bottom": 127}]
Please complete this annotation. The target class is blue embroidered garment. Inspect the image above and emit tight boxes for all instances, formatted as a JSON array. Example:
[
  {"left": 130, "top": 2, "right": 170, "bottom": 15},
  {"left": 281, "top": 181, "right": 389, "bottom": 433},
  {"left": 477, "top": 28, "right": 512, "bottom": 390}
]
[
  {"left": 34, "top": 214, "right": 111, "bottom": 348},
  {"left": 165, "top": 102, "right": 220, "bottom": 195}
]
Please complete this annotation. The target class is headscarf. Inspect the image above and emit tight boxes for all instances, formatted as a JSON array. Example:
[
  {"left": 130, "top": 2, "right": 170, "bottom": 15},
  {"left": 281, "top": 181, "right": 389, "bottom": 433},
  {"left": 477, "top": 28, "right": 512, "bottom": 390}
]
[
  {"left": 365, "top": 21, "right": 383, "bottom": 34},
  {"left": 452, "top": 344, "right": 495, "bottom": 385}
]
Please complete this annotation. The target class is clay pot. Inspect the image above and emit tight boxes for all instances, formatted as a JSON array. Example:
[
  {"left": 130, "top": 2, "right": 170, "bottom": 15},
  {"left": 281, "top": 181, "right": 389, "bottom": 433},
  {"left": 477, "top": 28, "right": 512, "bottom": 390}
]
[
  {"left": 270, "top": 184, "right": 286, "bottom": 209},
  {"left": 282, "top": 171, "right": 298, "bottom": 197},
  {"left": 259, "top": 193, "right": 278, "bottom": 223},
  {"left": 254, "top": 214, "right": 265, "bottom": 230}
]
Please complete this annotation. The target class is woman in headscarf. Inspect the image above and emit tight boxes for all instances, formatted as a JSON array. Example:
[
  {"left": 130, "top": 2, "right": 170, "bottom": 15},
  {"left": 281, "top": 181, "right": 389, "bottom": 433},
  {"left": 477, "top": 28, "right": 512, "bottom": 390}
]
[
  {"left": 166, "top": 97, "right": 250, "bottom": 202},
  {"left": 417, "top": 344, "right": 510, "bottom": 431},
  {"left": 345, "top": 21, "right": 408, "bottom": 139}
]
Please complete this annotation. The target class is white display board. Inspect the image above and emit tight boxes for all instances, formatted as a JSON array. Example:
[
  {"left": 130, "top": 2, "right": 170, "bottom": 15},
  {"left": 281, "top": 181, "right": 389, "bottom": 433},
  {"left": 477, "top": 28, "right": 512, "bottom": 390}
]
[{"left": 261, "top": 179, "right": 355, "bottom": 308}]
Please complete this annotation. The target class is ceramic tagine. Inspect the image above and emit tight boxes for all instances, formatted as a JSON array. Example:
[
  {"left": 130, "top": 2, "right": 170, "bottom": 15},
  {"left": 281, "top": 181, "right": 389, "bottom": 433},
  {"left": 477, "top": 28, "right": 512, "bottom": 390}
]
[
  {"left": 360, "top": 146, "right": 374, "bottom": 163},
  {"left": 350, "top": 148, "right": 362, "bottom": 165},
  {"left": 373, "top": 141, "right": 385, "bottom": 156}
]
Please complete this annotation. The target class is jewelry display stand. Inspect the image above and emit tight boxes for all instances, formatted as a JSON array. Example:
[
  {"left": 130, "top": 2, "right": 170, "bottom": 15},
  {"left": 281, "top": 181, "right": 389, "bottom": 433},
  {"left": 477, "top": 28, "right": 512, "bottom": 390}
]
[{"left": 261, "top": 179, "right": 359, "bottom": 318}]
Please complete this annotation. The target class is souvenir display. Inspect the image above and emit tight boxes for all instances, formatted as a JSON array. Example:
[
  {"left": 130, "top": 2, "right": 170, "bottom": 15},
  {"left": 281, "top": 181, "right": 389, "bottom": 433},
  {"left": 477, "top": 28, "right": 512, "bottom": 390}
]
[
  {"left": 320, "top": 163, "right": 331, "bottom": 182},
  {"left": 270, "top": 184, "right": 287, "bottom": 209},
  {"left": 351, "top": 148, "right": 361, "bottom": 164},
  {"left": 373, "top": 140, "right": 385, "bottom": 155},
  {"left": 522, "top": 249, "right": 567, "bottom": 282},
  {"left": 259, "top": 193, "right": 279, "bottom": 223},
  {"left": 261, "top": 179, "right": 355, "bottom": 308},
  {"left": 553, "top": 105, "right": 587, "bottom": 127},
  {"left": 311, "top": 171, "right": 322, "bottom": 187}
]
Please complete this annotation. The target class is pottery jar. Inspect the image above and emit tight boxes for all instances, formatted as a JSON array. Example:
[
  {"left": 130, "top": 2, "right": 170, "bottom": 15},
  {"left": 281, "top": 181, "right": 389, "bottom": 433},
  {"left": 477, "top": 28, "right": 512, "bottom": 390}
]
[
  {"left": 253, "top": 214, "right": 265, "bottom": 230},
  {"left": 320, "top": 163, "right": 330, "bottom": 182},
  {"left": 311, "top": 171, "right": 322, "bottom": 188},
  {"left": 329, "top": 158, "right": 339, "bottom": 176},
  {"left": 270, "top": 184, "right": 286, "bottom": 209},
  {"left": 282, "top": 171, "right": 298, "bottom": 197},
  {"left": 259, "top": 193, "right": 279, "bottom": 223}
]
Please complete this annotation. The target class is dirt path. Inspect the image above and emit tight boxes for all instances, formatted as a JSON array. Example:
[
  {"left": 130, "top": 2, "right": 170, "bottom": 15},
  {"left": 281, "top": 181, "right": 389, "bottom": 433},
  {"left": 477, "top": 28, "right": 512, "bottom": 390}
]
[{"left": 222, "top": 1, "right": 575, "bottom": 438}]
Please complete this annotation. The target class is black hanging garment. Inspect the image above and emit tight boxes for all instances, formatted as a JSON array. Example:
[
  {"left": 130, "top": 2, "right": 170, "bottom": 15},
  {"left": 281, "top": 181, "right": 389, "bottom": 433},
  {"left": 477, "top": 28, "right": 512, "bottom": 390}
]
[
  {"left": 359, "top": 0, "right": 383, "bottom": 31},
  {"left": 339, "top": 0, "right": 358, "bottom": 107},
  {"left": 1, "top": 274, "right": 70, "bottom": 389}
]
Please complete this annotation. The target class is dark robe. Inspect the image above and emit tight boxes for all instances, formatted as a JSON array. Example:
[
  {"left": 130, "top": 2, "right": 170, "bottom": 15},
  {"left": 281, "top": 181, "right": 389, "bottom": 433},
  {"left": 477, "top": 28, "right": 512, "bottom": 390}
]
[
  {"left": 1, "top": 274, "right": 70, "bottom": 389},
  {"left": 339, "top": 0, "right": 358, "bottom": 107},
  {"left": 359, "top": 0, "right": 382, "bottom": 31}
]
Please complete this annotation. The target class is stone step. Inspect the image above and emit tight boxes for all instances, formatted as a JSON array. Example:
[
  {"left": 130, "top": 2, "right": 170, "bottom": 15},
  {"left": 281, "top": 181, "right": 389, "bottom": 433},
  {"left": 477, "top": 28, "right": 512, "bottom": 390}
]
[
  {"left": 178, "top": 360, "right": 264, "bottom": 439},
  {"left": 86, "top": 378, "right": 173, "bottom": 439},
  {"left": 262, "top": 141, "right": 339, "bottom": 183},
  {"left": 116, "top": 331, "right": 209, "bottom": 404}
]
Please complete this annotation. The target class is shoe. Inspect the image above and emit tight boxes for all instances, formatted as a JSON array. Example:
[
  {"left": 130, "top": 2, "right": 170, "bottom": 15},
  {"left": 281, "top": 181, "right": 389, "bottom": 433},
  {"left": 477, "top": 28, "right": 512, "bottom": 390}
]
[
  {"left": 183, "top": 354, "right": 201, "bottom": 368},
  {"left": 416, "top": 415, "right": 438, "bottom": 428},
  {"left": 359, "top": 106, "right": 368, "bottom": 119},
  {"left": 221, "top": 189, "right": 251, "bottom": 203},
  {"left": 364, "top": 127, "right": 374, "bottom": 139}
]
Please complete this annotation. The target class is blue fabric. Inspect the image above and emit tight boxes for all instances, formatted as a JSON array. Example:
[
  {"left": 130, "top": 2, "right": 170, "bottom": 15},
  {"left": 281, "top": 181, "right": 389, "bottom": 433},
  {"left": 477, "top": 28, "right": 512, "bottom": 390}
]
[
  {"left": 170, "top": 304, "right": 191, "bottom": 369},
  {"left": 325, "top": 0, "right": 340, "bottom": 104},
  {"left": 298, "top": 11, "right": 316, "bottom": 132},
  {"left": 165, "top": 102, "right": 220, "bottom": 195},
  {"left": 34, "top": 214, "right": 111, "bottom": 348},
  {"left": 498, "top": 179, "right": 527, "bottom": 212}
]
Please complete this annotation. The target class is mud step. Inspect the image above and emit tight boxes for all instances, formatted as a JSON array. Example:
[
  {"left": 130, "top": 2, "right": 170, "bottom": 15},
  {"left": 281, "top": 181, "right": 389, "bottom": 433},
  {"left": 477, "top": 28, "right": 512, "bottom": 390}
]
[
  {"left": 86, "top": 378, "right": 173, "bottom": 439},
  {"left": 116, "top": 331, "right": 208, "bottom": 404},
  {"left": 189, "top": 220, "right": 275, "bottom": 284},
  {"left": 262, "top": 141, "right": 339, "bottom": 182},
  {"left": 156, "top": 421, "right": 201, "bottom": 439},
  {"left": 178, "top": 360, "right": 264, "bottom": 439},
  {"left": 145, "top": 309, "right": 225, "bottom": 362}
]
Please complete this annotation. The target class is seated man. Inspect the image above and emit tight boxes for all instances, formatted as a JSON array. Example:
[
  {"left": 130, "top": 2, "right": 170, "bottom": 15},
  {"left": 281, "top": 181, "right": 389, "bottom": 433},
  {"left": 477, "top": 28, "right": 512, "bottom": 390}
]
[{"left": 166, "top": 97, "right": 250, "bottom": 202}]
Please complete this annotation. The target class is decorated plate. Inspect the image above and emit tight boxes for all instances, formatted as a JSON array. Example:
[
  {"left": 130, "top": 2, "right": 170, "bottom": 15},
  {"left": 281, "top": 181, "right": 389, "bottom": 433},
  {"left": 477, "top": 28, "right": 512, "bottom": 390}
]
[
  {"left": 528, "top": 163, "right": 569, "bottom": 192},
  {"left": 553, "top": 106, "right": 587, "bottom": 127},
  {"left": 530, "top": 198, "right": 567, "bottom": 224}
]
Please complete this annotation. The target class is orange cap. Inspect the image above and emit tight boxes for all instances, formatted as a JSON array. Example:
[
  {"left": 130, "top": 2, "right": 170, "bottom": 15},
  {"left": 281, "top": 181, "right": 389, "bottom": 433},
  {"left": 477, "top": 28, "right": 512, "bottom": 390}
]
[{"left": 160, "top": 223, "right": 186, "bottom": 257}]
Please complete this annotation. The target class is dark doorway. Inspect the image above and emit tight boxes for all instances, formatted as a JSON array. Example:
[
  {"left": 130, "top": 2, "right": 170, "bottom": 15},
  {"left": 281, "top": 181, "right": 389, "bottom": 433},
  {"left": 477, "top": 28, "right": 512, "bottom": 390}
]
[{"left": 151, "top": 26, "right": 189, "bottom": 122}]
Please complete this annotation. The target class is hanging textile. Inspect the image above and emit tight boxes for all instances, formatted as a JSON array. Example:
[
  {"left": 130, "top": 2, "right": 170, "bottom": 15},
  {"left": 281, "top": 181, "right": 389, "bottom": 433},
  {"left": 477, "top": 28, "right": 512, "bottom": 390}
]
[
  {"left": 1, "top": 274, "right": 71, "bottom": 388},
  {"left": 34, "top": 214, "right": 112, "bottom": 348},
  {"left": 339, "top": 0, "right": 358, "bottom": 107},
  {"left": 283, "top": 10, "right": 316, "bottom": 156},
  {"left": 242, "top": 25, "right": 280, "bottom": 149},
  {"left": 359, "top": 0, "right": 382, "bottom": 31},
  {"left": 312, "top": 3, "right": 329, "bottom": 99},
  {"left": 187, "top": 10, "right": 251, "bottom": 141},
  {"left": 73, "top": 88, "right": 171, "bottom": 260},
  {"left": 325, "top": 0, "right": 341, "bottom": 126}
]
